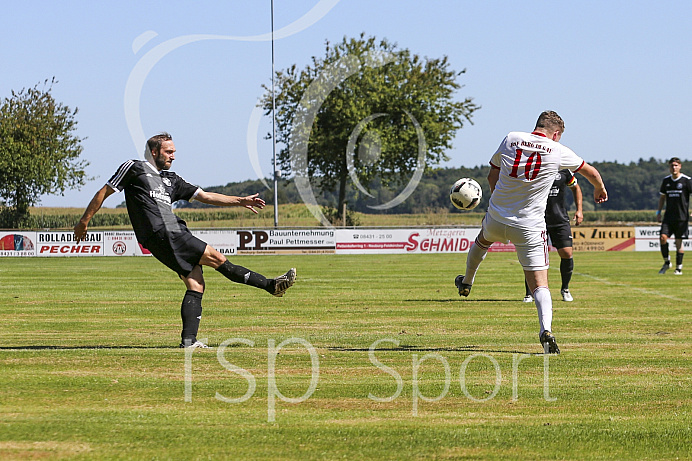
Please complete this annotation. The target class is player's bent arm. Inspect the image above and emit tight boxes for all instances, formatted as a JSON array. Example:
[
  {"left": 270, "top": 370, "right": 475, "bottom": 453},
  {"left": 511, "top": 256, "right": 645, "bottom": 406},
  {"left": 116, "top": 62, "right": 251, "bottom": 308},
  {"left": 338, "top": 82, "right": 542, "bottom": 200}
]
[
  {"left": 194, "top": 191, "right": 266, "bottom": 214},
  {"left": 487, "top": 166, "right": 500, "bottom": 194},
  {"left": 657, "top": 194, "right": 666, "bottom": 222},
  {"left": 571, "top": 183, "right": 584, "bottom": 225},
  {"left": 74, "top": 185, "right": 115, "bottom": 243},
  {"left": 577, "top": 163, "right": 608, "bottom": 204}
]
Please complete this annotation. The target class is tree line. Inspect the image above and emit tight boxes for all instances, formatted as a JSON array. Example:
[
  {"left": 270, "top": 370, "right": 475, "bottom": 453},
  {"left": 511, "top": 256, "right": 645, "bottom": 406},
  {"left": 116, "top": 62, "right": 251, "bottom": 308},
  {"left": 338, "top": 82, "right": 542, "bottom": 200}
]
[{"left": 182, "top": 157, "right": 681, "bottom": 214}]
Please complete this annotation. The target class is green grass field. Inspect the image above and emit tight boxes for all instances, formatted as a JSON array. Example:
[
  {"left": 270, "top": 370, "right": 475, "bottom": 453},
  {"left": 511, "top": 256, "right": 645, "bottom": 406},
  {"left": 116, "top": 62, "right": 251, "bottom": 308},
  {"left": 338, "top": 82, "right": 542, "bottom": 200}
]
[{"left": 0, "top": 252, "right": 690, "bottom": 460}]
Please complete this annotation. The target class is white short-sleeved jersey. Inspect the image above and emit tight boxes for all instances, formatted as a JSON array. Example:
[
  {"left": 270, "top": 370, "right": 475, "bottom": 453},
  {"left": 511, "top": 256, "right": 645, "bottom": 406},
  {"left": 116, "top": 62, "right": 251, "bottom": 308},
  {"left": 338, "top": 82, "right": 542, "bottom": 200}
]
[{"left": 488, "top": 131, "right": 585, "bottom": 230}]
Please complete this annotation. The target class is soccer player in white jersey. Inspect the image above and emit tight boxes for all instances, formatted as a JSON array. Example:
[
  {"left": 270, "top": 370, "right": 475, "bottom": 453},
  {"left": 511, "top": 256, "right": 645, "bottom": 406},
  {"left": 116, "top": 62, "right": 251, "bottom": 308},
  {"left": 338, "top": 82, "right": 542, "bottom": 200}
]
[{"left": 455, "top": 111, "right": 608, "bottom": 354}]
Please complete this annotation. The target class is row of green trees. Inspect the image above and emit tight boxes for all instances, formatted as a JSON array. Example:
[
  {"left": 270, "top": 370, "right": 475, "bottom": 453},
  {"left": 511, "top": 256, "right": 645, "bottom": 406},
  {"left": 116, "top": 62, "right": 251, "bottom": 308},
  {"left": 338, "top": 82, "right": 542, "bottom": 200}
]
[{"left": 183, "top": 157, "right": 678, "bottom": 214}]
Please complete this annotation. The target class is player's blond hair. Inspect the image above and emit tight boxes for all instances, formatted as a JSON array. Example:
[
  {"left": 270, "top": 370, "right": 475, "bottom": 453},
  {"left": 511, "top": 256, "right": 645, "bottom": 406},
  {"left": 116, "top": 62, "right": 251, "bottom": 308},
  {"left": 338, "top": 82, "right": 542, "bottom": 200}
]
[{"left": 535, "top": 111, "right": 565, "bottom": 134}]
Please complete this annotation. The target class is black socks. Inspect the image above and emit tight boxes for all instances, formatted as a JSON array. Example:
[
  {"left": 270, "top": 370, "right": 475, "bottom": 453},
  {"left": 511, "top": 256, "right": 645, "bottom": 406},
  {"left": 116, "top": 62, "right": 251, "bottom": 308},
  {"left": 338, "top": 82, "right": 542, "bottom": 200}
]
[
  {"left": 215, "top": 260, "right": 273, "bottom": 292},
  {"left": 661, "top": 244, "right": 670, "bottom": 262},
  {"left": 560, "top": 258, "right": 574, "bottom": 291},
  {"left": 181, "top": 290, "right": 203, "bottom": 345}
]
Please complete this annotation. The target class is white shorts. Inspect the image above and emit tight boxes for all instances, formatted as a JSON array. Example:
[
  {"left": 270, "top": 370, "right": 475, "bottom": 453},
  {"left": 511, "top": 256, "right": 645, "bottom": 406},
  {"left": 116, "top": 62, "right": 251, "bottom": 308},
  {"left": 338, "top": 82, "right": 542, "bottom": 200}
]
[{"left": 481, "top": 213, "right": 549, "bottom": 271}]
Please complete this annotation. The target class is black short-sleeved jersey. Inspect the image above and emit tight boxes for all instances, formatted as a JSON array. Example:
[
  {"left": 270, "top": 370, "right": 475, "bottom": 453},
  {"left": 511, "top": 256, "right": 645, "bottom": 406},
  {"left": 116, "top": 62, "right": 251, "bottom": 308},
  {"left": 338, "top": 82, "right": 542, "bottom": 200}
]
[
  {"left": 544, "top": 169, "right": 577, "bottom": 227},
  {"left": 107, "top": 160, "right": 201, "bottom": 243},
  {"left": 660, "top": 174, "right": 692, "bottom": 223}
]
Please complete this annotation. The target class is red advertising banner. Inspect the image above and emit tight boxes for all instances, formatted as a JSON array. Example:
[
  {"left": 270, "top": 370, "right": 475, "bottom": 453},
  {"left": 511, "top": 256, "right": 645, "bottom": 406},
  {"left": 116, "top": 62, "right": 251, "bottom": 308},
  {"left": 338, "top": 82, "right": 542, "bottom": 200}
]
[
  {"left": 336, "top": 228, "right": 480, "bottom": 254},
  {"left": 36, "top": 231, "right": 103, "bottom": 257}
]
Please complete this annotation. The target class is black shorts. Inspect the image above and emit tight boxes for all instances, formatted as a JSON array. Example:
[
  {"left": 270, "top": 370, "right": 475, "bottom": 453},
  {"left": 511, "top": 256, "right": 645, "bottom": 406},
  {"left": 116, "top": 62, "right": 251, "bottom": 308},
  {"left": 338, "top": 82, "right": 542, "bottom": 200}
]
[
  {"left": 547, "top": 222, "right": 573, "bottom": 250},
  {"left": 141, "top": 229, "right": 207, "bottom": 277},
  {"left": 660, "top": 221, "right": 689, "bottom": 240}
]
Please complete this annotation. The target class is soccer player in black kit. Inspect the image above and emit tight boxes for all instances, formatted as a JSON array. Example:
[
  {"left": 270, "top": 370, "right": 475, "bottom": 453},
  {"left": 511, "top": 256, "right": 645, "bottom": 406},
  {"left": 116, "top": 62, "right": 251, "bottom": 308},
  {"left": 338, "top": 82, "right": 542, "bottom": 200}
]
[
  {"left": 657, "top": 157, "right": 692, "bottom": 275},
  {"left": 75, "top": 133, "right": 296, "bottom": 348},
  {"left": 523, "top": 169, "right": 583, "bottom": 302}
]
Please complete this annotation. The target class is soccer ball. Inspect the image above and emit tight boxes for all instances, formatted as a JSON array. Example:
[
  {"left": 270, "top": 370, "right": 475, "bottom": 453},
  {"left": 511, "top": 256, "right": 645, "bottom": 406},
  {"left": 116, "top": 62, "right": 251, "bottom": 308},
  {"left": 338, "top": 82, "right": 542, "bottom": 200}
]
[{"left": 450, "top": 178, "right": 482, "bottom": 210}]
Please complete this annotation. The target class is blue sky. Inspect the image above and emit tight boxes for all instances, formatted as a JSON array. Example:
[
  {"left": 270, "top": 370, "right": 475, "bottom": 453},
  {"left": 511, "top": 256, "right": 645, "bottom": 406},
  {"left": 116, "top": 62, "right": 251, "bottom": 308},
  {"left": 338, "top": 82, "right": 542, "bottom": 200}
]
[{"left": 2, "top": 0, "right": 690, "bottom": 207}]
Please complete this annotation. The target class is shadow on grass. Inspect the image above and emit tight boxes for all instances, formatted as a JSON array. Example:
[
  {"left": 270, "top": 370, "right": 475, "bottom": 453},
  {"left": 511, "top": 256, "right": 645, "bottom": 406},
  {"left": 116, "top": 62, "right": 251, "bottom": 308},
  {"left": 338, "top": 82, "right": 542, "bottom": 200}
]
[
  {"left": 328, "top": 345, "right": 536, "bottom": 355},
  {"left": 2, "top": 344, "right": 542, "bottom": 355},
  {"left": 0, "top": 345, "right": 178, "bottom": 350},
  {"left": 405, "top": 299, "right": 526, "bottom": 303}
]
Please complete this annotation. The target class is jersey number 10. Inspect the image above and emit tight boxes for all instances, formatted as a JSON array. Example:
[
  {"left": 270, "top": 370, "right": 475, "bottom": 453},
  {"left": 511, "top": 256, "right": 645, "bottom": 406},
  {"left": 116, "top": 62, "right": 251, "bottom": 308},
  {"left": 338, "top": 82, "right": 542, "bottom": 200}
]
[{"left": 509, "top": 149, "right": 542, "bottom": 181}]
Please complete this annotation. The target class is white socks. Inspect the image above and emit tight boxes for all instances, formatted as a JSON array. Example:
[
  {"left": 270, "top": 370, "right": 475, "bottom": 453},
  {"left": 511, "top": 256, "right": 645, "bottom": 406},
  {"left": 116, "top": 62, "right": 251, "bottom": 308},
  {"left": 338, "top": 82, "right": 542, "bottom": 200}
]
[
  {"left": 464, "top": 239, "right": 489, "bottom": 285},
  {"left": 533, "top": 286, "right": 553, "bottom": 335}
]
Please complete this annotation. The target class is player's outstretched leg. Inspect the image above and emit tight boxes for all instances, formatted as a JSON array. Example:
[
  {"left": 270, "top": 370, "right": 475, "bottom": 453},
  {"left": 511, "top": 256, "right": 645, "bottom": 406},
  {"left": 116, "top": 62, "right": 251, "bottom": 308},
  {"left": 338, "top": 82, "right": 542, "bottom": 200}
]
[
  {"left": 216, "top": 260, "right": 270, "bottom": 288},
  {"left": 215, "top": 261, "right": 296, "bottom": 296},
  {"left": 456, "top": 237, "right": 490, "bottom": 298}
]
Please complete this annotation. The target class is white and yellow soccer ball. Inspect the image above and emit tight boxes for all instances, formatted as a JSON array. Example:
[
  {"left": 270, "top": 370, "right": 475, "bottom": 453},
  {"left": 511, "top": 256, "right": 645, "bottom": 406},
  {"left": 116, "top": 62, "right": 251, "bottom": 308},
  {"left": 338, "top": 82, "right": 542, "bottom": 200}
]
[{"left": 450, "top": 178, "right": 482, "bottom": 210}]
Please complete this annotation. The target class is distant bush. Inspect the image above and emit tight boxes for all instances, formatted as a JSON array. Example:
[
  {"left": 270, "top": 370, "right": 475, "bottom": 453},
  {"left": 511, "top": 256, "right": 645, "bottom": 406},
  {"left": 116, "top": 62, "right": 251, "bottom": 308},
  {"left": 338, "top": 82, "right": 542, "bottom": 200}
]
[
  {"left": 1, "top": 207, "right": 659, "bottom": 230},
  {"left": 183, "top": 158, "right": 686, "bottom": 215},
  {"left": 582, "top": 210, "right": 657, "bottom": 224},
  {"left": 1, "top": 212, "right": 132, "bottom": 229}
]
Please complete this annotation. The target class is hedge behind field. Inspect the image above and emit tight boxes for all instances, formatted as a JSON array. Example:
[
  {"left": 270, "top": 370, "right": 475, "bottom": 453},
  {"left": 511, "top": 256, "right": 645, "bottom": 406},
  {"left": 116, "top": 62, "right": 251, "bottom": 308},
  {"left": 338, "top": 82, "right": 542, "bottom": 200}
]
[{"left": 2, "top": 207, "right": 659, "bottom": 230}]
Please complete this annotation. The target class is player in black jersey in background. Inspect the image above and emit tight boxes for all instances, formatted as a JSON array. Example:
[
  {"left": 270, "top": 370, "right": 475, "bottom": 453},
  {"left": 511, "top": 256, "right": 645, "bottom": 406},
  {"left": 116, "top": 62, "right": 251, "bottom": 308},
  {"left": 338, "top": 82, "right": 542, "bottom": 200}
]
[
  {"left": 75, "top": 133, "right": 296, "bottom": 348},
  {"left": 657, "top": 157, "right": 692, "bottom": 275},
  {"left": 523, "top": 169, "right": 582, "bottom": 302}
]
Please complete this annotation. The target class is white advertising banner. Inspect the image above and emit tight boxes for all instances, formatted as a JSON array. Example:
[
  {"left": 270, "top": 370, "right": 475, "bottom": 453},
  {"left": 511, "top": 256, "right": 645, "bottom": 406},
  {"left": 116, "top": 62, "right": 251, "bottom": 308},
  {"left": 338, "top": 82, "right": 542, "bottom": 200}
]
[
  {"left": 192, "top": 229, "right": 237, "bottom": 256},
  {"left": 36, "top": 231, "right": 104, "bottom": 257},
  {"left": 0, "top": 231, "right": 37, "bottom": 257},
  {"left": 236, "top": 229, "right": 336, "bottom": 254},
  {"left": 634, "top": 226, "right": 692, "bottom": 252},
  {"left": 102, "top": 230, "right": 236, "bottom": 256},
  {"left": 335, "top": 228, "right": 481, "bottom": 254},
  {"left": 103, "top": 231, "right": 151, "bottom": 256}
]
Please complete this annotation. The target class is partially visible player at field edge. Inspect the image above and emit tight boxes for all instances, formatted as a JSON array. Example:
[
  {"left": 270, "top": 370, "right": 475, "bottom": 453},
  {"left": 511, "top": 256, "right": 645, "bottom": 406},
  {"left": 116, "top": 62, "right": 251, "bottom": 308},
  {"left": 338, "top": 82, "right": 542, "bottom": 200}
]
[
  {"left": 74, "top": 132, "right": 296, "bottom": 349},
  {"left": 657, "top": 157, "right": 692, "bottom": 275},
  {"left": 455, "top": 111, "right": 607, "bottom": 354},
  {"left": 523, "top": 169, "right": 582, "bottom": 303}
]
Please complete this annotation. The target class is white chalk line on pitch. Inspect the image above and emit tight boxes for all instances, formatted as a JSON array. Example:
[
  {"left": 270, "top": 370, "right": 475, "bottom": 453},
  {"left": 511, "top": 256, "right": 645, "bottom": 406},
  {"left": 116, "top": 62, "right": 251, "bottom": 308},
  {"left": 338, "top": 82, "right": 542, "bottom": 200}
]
[
  {"left": 573, "top": 271, "right": 687, "bottom": 302},
  {"left": 506, "top": 260, "right": 686, "bottom": 302}
]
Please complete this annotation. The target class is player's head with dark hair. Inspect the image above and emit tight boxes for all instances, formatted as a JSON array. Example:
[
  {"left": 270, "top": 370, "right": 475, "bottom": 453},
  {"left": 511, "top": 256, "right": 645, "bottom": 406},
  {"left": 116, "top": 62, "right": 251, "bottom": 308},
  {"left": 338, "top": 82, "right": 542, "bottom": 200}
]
[
  {"left": 145, "top": 132, "right": 175, "bottom": 170},
  {"left": 669, "top": 157, "right": 681, "bottom": 165},
  {"left": 535, "top": 111, "right": 565, "bottom": 134},
  {"left": 147, "top": 132, "right": 173, "bottom": 156}
]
